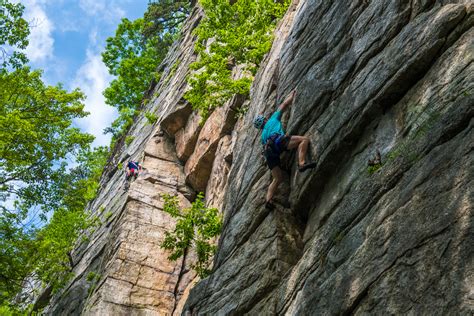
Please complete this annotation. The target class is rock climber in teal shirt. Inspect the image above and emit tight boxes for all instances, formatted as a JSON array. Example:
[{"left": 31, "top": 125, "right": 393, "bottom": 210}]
[
  {"left": 261, "top": 110, "right": 285, "bottom": 145},
  {"left": 254, "top": 90, "right": 317, "bottom": 210}
]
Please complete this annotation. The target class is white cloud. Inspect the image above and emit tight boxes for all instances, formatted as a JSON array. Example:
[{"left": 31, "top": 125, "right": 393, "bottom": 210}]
[
  {"left": 73, "top": 50, "right": 117, "bottom": 147},
  {"left": 79, "top": 0, "right": 105, "bottom": 13},
  {"left": 88, "top": 28, "right": 99, "bottom": 47},
  {"left": 79, "top": 0, "right": 126, "bottom": 24},
  {"left": 22, "top": 0, "right": 55, "bottom": 62}
]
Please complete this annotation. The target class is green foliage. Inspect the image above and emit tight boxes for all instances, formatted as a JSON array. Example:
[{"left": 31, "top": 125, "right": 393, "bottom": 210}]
[
  {"left": 0, "top": 0, "right": 30, "bottom": 68},
  {"left": 125, "top": 136, "right": 135, "bottom": 146},
  {"left": 103, "top": 107, "right": 136, "bottom": 140},
  {"left": 117, "top": 162, "right": 123, "bottom": 170},
  {"left": 104, "top": 211, "right": 113, "bottom": 221},
  {"left": 0, "top": 4, "right": 108, "bottom": 304},
  {"left": 0, "top": 67, "right": 94, "bottom": 214},
  {"left": 102, "top": 2, "right": 191, "bottom": 139},
  {"left": 0, "top": 215, "right": 33, "bottom": 305},
  {"left": 0, "top": 133, "right": 108, "bottom": 304},
  {"left": 142, "top": 1, "right": 191, "bottom": 40},
  {"left": 32, "top": 210, "right": 98, "bottom": 293},
  {"left": 27, "top": 146, "right": 107, "bottom": 294},
  {"left": 0, "top": 304, "right": 18, "bottom": 316},
  {"left": 145, "top": 111, "right": 158, "bottom": 125},
  {"left": 86, "top": 271, "right": 101, "bottom": 296},
  {"left": 367, "top": 163, "right": 382, "bottom": 174},
  {"left": 86, "top": 271, "right": 100, "bottom": 283},
  {"left": 102, "top": 18, "right": 160, "bottom": 111},
  {"left": 101, "top": 17, "right": 160, "bottom": 138},
  {"left": 59, "top": 147, "right": 109, "bottom": 211},
  {"left": 0, "top": 65, "right": 100, "bottom": 304},
  {"left": 185, "top": 0, "right": 290, "bottom": 120},
  {"left": 160, "top": 193, "right": 222, "bottom": 278}
]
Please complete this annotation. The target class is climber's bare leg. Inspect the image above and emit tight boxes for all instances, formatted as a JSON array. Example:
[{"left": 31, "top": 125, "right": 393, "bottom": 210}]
[{"left": 287, "top": 135, "right": 310, "bottom": 167}]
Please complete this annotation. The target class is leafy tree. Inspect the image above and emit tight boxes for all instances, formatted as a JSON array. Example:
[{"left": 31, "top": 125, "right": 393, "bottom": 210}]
[
  {"left": 0, "top": 0, "right": 29, "bottom": 69},
  {"left": 161, "top": 193, "right": 222, "bottom": 278},
  {"left": 0, "top": 146, "right": 107, "bottom": 306},
  {"left": 0, "top": 67, "right": 97, "bottom": 305},
  {"left": 143, "top": 0, "right": 192, "bottom": 40},
  {"left": 101, "top": 17, "right": 167, "bottom": 138},
  {"left": 31, "top": 147, "right": 107, "bottom": 293},
  {"left": 0, "top": 1, "right": 109, "bottom": 309},
  {"left": 0, "top": 67, "right": 94, "bottom": 215},
  {"left": 57, "top": 146, "right": 109, "bottom": 213},
  {"left": 185, "top": 0, "right": 290, "bottom": 120},
  {"left": 102, "top": 2, "right": 192, "bottom": 138},
  {"left": 102, "top": 18, "right": 160, "bottom": 112},
  {"left": 0, "top": 213, "right": 33, "bottom": 305}
]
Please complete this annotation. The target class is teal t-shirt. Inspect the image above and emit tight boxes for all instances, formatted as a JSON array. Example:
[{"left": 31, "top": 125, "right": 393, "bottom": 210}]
[{"left": 261, "top": 111, "right": 285, "bottom": 144}]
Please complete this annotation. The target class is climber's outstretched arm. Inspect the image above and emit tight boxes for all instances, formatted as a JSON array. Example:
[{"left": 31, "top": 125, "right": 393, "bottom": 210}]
[{"left": 278, "top": 89, "right": 296, "bottom": 112}]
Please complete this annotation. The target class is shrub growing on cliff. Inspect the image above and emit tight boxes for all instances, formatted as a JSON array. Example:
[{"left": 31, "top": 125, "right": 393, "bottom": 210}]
[
  {"left": 185, "top": 0, "right": 290, "bottom": 120},
  {"left": 145, "top": 111, "right": 158, "bottom": 125},
  {"left": 142, "top": 1, "right": 191, "bottom": 40},
  {"left": 160, "top": 193, "right": 222, "bottom": 278}
]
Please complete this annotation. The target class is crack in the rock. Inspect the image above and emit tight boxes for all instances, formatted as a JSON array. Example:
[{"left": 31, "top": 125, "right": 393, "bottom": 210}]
[
  {"left": 171, "top": 248, "right": 188, "bottom": 315},
  {"left": 342, "top": 222, "right": 455, "bottom": 315}
]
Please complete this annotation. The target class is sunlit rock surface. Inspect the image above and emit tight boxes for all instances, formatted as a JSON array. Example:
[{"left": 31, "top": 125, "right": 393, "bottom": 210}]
[{"left": 45, "top": 1, "right": 473, "bottom": 315}]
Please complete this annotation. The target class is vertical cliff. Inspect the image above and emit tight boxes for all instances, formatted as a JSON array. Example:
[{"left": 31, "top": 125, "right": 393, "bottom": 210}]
[
  {"left": 44, "top": 7, "right": 204, "bottom": 315},
  {"left": 45, "top": 0, "right": 473, "bottom": 315},
  {"left": 184, "top": 0, "right": 473, "bottom": 314}
]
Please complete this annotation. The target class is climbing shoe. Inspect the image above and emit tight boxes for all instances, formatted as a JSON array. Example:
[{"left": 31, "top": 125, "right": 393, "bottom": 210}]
[
  {"left": 265, "top": 200, "right": 275, "bottom": 210},
  {"left": 298, "top": 162, "right": 317, "bottom": 172}
]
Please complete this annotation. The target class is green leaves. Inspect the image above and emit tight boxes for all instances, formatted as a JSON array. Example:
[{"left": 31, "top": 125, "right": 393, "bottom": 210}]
[
  {"left": 185, "top": 0, "right": 290, "bottom": 120},
  {"left": 145, "top": 111, "right": 158, "bottom": 125},
  {"left": 102, "top": 2, "right": 191, "bottom": 139},
  {"left": 0, "top": 144, "right": 108, "bottom": 305},
  {"left": 0, "top": 1, "right": 110, "bottom": 308},
  {"left": 0, "top": 67, "right": 94, "bottom": 214},
  {"left": 101, "top": 17, "right": 162, "bottom": 139},
  {"left": 33, "top": 208, "right": 90, "bottom": 293},
  {"left": 0, "top": 0, "right": 30, "bottom": 68},
  {"left": 102, "top": 18, "right": 161, "bottom": 113},
  {"left": 143, "top": 1, "right": 191, "bottom": 40},
  {"left": 161, "top": 193, "right": 222, "bottom": 278}
]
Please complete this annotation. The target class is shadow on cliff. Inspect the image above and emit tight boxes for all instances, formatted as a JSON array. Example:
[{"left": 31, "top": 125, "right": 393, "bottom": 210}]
[{"left": 274, "top": 6, "right": 473, "bottom": 313}]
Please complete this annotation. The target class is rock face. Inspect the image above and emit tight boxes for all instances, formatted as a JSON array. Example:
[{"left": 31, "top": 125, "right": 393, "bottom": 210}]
[
  {"left": 44, "top": 0, "right": 473, "bottom": 315},
  {"left": 43, "top": 7, "right": 203, "bottom": 315},
  {"left": 184, "top": 0, "right": 473, "bottom": 315}
]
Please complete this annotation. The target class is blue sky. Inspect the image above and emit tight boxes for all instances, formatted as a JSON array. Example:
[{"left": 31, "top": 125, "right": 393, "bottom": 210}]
[{"left": 19, "top": 0, "right": 149, "bottom": 146}]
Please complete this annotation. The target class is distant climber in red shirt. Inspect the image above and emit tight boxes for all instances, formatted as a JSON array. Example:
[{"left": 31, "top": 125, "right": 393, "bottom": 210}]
[{"left": 253, "top": 90, "right": 316, "bottom": 210}]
